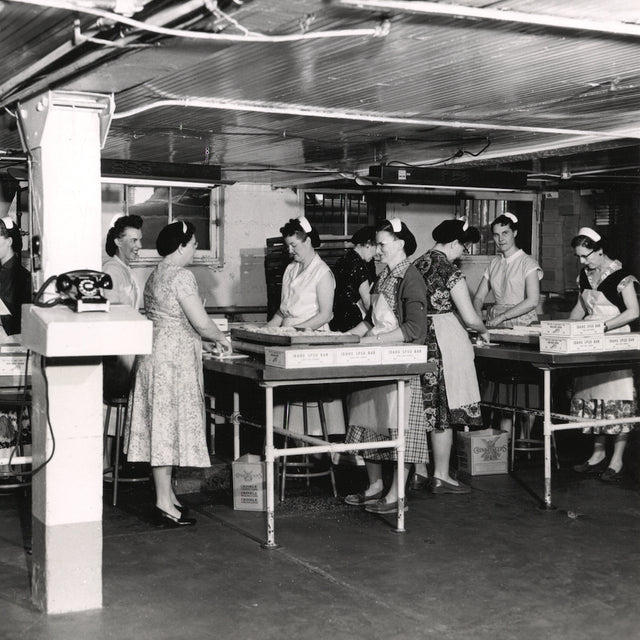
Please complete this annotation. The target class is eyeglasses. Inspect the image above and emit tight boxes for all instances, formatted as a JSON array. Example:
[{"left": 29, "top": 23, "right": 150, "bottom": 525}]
[
  {"left": 575, "top": 249, "right": 595, "bottom": 260},
  {"left": 462, "top": 244, "right": 470, "bottom": 255}
]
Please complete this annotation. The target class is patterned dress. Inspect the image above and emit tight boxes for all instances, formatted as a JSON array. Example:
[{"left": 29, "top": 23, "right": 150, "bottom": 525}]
[
  {"left": 571, "top": 261, "right": 638, "bottom": 435},
  {"left": 413, "top": 250, "right": 483, "bottom": 431},
  {"left": 125, "top": 263, "right": 210, "bottom": 467},
  {"left": 330, "top": 249, "right": 373, "bottom": 332}
]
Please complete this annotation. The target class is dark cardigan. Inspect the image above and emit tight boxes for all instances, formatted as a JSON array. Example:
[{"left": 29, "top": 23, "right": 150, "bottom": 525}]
[{"left": 364, "top": 263, "right": 427, "bottom": 344}]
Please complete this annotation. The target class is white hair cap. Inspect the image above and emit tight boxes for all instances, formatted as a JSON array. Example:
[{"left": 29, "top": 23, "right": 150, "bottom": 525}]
[
  {"left": 297, "top": 216, "right": 312, "bottom": 233},
  {"left": 0, "top": 216, "right": 15, "bottom": 230},
  {"left": 109, "top": 214, "right": 124, "bottom": 229},
  {"left": 503, "top": 212, "right": 518, "bottom": 224},
  {"left": 389, "top": 218, "right": 402, "bottom": 233},
  {"left": 578, "top": 227, "right": 601, "bottom": 242}
]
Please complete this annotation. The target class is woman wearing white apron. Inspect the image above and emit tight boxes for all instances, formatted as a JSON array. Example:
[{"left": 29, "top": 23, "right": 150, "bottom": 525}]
[
  {"left": 344, "top": 219, "right": 429, "bottom": 514},
  {"left": 570, "top": 227, "right": 639, "bottom": 482},
  {"left": 267, "top": 217, "right": 345, "bottom": 438},
  {"left": 267, "top": 216, "right": 335, "bottom": 331},
  {"left": 413, "top": 219, "right": 490, "bottom": 494},
  {"left": 472, "top": 212, "right": 543, "bottom": 438}
]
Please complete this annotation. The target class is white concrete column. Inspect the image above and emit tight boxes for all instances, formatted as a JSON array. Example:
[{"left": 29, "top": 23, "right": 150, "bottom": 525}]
[{"left": 17, "top": 91, "right": 113, "bottom": 613}]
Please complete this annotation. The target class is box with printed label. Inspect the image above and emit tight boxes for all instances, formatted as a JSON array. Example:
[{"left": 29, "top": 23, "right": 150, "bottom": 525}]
[
  {"left": 457, "top": 429, "right": 509, "bottom": 476},
  {"left": 232, "top": 454, "right": 266, "bottom": 511},
  {"left": 602, "top": 333, "right": 640, "bottom": 351},
  {"left": 334, "top": 346, "right": 382, "bottom": 366},
  {"left": 0, "top": 353, "right": 29, "bottom": 376},
  {"left": 539, "top": 335, "right": 605, "bottom": 353},
  {"left": 539, "top": 319, "right": 605, "bottom": 337},
  {"left": 380, "top": 345, "right": 429, "bottom": 364},
  {"left": 264, "top": 346, "right": 336, "bottom": 368}
]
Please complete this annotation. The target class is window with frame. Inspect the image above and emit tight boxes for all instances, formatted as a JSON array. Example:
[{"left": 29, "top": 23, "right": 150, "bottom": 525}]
[
  {"left": 101, "top": 179, "right": 221, "bottom": 266},
  {"left": 303, "top": 192, "right": 370, "bottom": 236}
]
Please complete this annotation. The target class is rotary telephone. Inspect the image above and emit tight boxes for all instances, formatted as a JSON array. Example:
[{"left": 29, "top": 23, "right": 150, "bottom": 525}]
[{"left": 34, "top": 270, "right": 113, "bottom": 312}]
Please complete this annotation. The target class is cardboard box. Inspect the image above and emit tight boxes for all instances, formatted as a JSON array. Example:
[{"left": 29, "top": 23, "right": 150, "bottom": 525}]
[
  {"left": 539, "top": 335, "right": 605, "bottom": 353},
  {"left": 264, "top": 346, "right": 336, "bottom": 369},
  {"left": 333, "top": 346, "right": 382, "bottom": 366},
  {"left": 0, "top": 353, "right": 29, "bottom": 376},
  {"left": 232, "top": 454, "right": 266, "bottom": 511},
  {"left": 540, "top": 319, "right": 605, "bottom": 337},
  {"left": 457, "top": 429, "right": 509, "bottom": 476},
  {"left": 602, "top": 332, "right": 640, "bottom": 351},
  {"left": 263, "top": 343, "right": 428, "bottom": 369},
  {"left": 380, "top": 345, "right": 428, "bottom": 364}
]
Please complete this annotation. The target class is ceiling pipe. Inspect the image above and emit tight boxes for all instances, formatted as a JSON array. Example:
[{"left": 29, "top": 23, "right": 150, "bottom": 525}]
[
  {"left": 5, "top": 0, "right": 389, "bottom": 42},
  {"left": 111, "top": 96, "right": 640, "bottom": 140},
  {"left": 340, "top": 0, "right": 640, "bottom": 39},
  {"left": 0, "top": 0, "right": 205, "bottom": 107}
]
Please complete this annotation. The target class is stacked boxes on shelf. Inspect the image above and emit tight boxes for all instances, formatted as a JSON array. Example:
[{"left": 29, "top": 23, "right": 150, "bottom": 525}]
[{"left": 539, "top": 320, "right": 640, "bottom": 353}]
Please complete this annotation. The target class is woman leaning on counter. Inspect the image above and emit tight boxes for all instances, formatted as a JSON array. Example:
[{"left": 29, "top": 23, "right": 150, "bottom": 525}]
[
  {"left": 267, "top": 216, "right": 345, "bottom": 438},
  {"left": 126, "top": 220, "right": 232, "bottom": 528},
  {"left": 570, "top": 227, "right": 639, "bottom": 483},
  {"left": 344, "top": 218, "right": 428, "bottom": 514},
  {"left": 267, "top": 216, "right": 335, "bottom": 330}
]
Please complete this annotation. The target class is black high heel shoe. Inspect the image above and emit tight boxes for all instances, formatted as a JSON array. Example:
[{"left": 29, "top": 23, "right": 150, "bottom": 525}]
[
  {"left": 174, "top": 503, "right": 189, "bottom": 516},
  {"left": 153, "top": 506, "right": 196, "bottom": 528}
]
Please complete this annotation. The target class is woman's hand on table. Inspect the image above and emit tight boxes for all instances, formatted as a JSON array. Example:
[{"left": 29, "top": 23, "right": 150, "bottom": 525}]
[
  {"left": 204, "top": 337, "right": 233, "bottom": 356},
  {"left": 486, "top": 315, "right": 505, "bottom": 328}
]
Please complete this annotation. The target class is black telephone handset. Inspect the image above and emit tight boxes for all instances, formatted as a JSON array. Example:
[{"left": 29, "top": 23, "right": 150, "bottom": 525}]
[{"left": 55, "top": 270, "right": 113, "bottom": 298}]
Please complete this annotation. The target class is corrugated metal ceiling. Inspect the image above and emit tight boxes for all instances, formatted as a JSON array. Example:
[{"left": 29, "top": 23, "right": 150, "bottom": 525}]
[{"left": 2, "top": 0, "right": 640, "bottom": 188}]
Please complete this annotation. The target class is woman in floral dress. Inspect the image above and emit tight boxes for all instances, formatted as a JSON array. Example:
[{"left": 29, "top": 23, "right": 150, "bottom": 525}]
[
  {"left": 126, "top": 221, "right": 231, "bottom": 527},
  {"left": 412, "top": 219, "right": 489, "bottom": 494}
]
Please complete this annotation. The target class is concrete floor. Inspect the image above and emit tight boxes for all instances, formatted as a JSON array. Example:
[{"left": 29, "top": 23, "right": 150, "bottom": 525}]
[{"left": 1, "top": 449, "right": 640, "bottom": 640}]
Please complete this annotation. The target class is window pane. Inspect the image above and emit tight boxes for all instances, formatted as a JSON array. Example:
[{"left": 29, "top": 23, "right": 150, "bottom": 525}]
[
  {"left": 128, "top": 186, "right": 169, "bottom": 250},
  {"left": 171, "top": 188, "right": 211, "bottom": 251}
]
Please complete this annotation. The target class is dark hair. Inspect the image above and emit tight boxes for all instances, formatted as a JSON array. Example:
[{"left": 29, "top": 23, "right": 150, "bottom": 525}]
[
  {"left": 0, "top": 218, "right": 22, "bottom": 255},
  {"left": 280, "top": 218, "right": 321, "bottom": 248},
  {"left": 432, "top": 219, "right": 480, "bottom": 245},
  {"left": 350, "top": 226, "right": 376, "bottom": 247},
  {"left": 156, "top": 220, "right": 196, "bottom": 257},
  {"left": 571, "top": 233, "right": 605, "bottom": 253},
  {"left": 377, "top": 219, "right": 418, "bottom": 257},
  {"left": 490, "top": 213, "right": 519, "bottom": 232},
  {"left": 105, "top": 215, "right": 143, "bottom": 257}
]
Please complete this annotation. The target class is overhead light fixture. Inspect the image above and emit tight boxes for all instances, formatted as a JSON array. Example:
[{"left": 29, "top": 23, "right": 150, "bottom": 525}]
[
  {"left": 101, "top": 159, "right": 234, "bottom": 185},
  {"left": 367, "top": 165, "right": 527, "bottom": 191}
]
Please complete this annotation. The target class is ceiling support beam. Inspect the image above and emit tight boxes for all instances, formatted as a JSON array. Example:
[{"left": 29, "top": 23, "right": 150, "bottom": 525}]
[
  {"left": 341, "top": 0, "right": 640, "bottom": 39},
  {"left": 112, "top": 96, "right": 640, "bottom": 141}
]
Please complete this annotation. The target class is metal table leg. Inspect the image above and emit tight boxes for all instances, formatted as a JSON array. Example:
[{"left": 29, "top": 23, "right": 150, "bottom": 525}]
[
  {"left": 542, "top": 367, "right": 554, "bottom": 509},
  {"left": 395, "top": 379, "right": 406, "bottom": 532},
  {"left": 262, "top": 386, "right": 279, "bottom": 549}
]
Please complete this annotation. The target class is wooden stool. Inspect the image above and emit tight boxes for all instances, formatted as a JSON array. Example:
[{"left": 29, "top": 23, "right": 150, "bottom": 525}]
[
  {"left": 487, "top": 371, "right": 559, "bottom": 471},
  {"left": 279, "top": 399, "right": 338, "bottom": 502},
  {"left": 103, "top": 396, "right": 148, "bottom": 506}
]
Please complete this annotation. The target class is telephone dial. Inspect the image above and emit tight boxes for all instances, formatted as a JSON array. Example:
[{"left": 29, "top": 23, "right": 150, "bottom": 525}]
[{"left": 33, "top": 270, "right": 113, "bottom": 312}]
